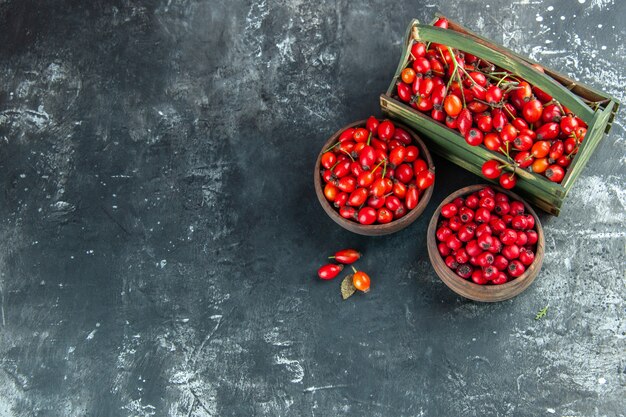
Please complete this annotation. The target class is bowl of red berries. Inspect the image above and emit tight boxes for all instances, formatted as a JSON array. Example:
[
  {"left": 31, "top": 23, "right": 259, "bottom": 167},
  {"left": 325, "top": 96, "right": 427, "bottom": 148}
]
[
  {"left": 427, "top": 184, "right": 544, "bottom": 302},
  {"left": 315, "top": 117, "right": 435, "bottom": 236}
]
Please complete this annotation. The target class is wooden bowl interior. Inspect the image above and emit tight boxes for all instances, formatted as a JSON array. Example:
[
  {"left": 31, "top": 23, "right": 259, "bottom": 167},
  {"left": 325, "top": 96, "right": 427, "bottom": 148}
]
[
  {"left": 427, "top": 184, "right": 545, "bottom": 302},
  {"left": 314, "top": 120, "right": 435, "bottom": 236}
]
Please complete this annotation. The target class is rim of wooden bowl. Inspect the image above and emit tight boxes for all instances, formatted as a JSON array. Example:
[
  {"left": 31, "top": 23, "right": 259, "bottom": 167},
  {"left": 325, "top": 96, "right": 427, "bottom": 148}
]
[
  {"left": 427, "top": 184, "right": 545, "bottom": 302},
  {"left": 314, "top": 120, "right": 435, "bottom": 236}
]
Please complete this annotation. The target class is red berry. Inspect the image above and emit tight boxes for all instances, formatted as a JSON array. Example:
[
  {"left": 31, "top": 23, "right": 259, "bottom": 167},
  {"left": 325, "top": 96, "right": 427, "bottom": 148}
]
[
  {"left": 502, "top": 244, "right": 520, "bottom": 260},
  {"left": 493, "top": 255, "right": 509, "bottom": 271},
  {"left": 522, "top": 99, "right": 543, "bottom": 123},
  {"left": 436, "top": 226, "right": 453, "bottom": 242},
  {"left": 465, "top": 240, "right": 482, "bottom": 257},
  {"left": 438, "top": 242, "right": 451, "bottom": 257},
  {"left": 458, "top": 206, "right": 474, "bottom": 223},
  {"left": 479, "top": 196, "right": 496, "bottom": 212},
  {"left": 482, "top": 265, "right": 499, "bottom": 281},
  {"left": 501, "top": 229, "right": 518, "bottom": 245},
  {"left": 377, "top": 208, "right": 393, "bottom": 224},
  {"left": 416, "top": 169, "right": 435, "bottom": 190},
  {"left": 536, "top": 122, "right": 560, "bottom": 140},
  {"left": 340, "top": 206, "right": 356, "bottom": 220},
  {"left": 489, "top": 217, "right": 506, "bottom": 234},
  {"left": 492, "top": 272, "right": 508, "bottom": 285},
  {"left": 445, "top": 255, "right": 459, "bottom": 270},
  {"left": 471, "top": 270, "right": 488, "bottom": 285},
  {"left": 465, "top": 128, "right": 484, "bottom": 146},
  {"left": 434, "top": 17, "right": 449, "bottom": 28},
  {"left": 404, "top": 145, "right": 420, "bottom": 162},
  {"left": 339, "top": 128, "right": 356, "bottom": 142},
  {"left": 507, "top": 260, "right": 526, "bottom": 278},
  {"left": 412, "top": 56, "right": 431, "bottom": 74},
  {"left": 366, "top": 116, "right": 379, "bottom": 133},
  {"left": 511, "top": 215, "right": 528, "bottom": 230},
  {"left": 411, "top": 42, "right": 426, "bottom": 58},
  {"left": 318, "top": 264, "right": 343, "bottom": 280},
  {"left": 405, "top": 185, "right": 419, "bottom": 210},
  {"left": 475, "top": 223, "right": 492, "bottom": 237},
  {"left": 519, "top": 249, "right": 535, "bottom": 266},
  {"left": 515, "top": 231, "right": 528, "bottom": 246},
  {"left": 485, "top": 85, "right": 503, "bottom": 104},
  {"left": 475, "top": 207, "right": 491, "bottom": 224},
  {"left": 395, "top": 163, "right": 414, "bottom": 183},
  {"left": 482, "top": 159, "right": 502, "bottom": 179},
  {"left": 393, "top": 128, "right": 413, "bottom": 145},
  {"left": 477, "top": 252, "right": 495, "bottom": 268},
  {"left": 545, "top": 164, "right": 565, "bottom": 183},
  {"left": 446, "top": 235, "right": 463, "bottom": 251},
  {"left": 377, "top": 120, "right": 396, "bottom": 141},
  {"left": 455, "top": 248, "right": 470, "bottom": 265},
  {"left": 456, "top": 263, "right": 473, "bottom": 279},
  {"left": 560, "top": 116, "right": 579, "bottom": 135},
  {"left": 357, "top": 207, "right": 377, "bottom": 225},
  {"left": 494, "top": 201, "right": 510, "bottom": 216},
  {"left": 499, "top": 173, "right": 517, "bottom": 190},
  {"left": 458, "top": 224, "right": 476, "bottom": 242},
  {"left": 448, "top": 216, "right": 462, "bottom": 232},
  {"left": 465, "top": 194, "right": 479, "bottom": 209},
  {"left": 441, "top": 203, "right": 458, "bottom": 219}
]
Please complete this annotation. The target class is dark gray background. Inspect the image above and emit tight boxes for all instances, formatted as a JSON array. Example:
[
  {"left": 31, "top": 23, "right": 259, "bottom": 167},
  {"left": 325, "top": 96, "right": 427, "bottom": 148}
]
[{"left": 0, "top": 0, "right": 624, "bottom": 416}]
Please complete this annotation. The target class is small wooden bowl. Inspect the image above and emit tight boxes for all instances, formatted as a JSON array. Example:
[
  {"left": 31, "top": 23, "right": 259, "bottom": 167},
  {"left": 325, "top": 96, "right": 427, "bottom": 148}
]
[
  {"left": 314, "top": 120, "right": 435, "bottom": 236},
  {"left": 427, "top": 184, "right": 545, "bottom": 302}
]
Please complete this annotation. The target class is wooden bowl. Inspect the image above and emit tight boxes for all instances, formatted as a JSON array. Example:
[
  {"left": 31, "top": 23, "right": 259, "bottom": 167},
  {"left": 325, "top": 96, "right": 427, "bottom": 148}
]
[
  {"left": 427, "top": 184, "right": 545, "bottom": 302},
  {"left": 314, "top": 120, "right": 435, "bottom": 236}
]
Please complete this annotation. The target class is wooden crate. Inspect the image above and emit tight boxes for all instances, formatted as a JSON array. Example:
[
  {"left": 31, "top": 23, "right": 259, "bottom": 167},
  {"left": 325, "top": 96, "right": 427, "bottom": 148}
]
[{"left": 380, "top": 16, "right": 619, "bottom": 215}]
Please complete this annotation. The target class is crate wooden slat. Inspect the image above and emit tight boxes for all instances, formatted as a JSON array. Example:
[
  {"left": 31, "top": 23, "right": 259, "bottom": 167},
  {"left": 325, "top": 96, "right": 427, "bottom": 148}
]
[{"left": 380, "top": 17, "right": 620, "bottom": 215}]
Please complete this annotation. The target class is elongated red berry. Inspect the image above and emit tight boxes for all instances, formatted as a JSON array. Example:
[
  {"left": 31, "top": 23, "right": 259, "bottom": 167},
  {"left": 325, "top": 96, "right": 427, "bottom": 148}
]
[
  {"left": 330, "top": 249, "right": 361, "bottom": 264},
  {"left": 318, "top": 264, "right": 343, "bottom": 280}
]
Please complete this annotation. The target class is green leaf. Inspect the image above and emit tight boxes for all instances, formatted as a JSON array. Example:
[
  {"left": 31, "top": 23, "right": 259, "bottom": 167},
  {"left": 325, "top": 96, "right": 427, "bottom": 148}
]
[{"left": 535, "top": 305, "right": 549, "bottom": 320}]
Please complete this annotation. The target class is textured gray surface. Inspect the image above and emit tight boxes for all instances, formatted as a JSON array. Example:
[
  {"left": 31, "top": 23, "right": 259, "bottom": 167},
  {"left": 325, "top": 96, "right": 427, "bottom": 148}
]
[{"left": 0, "top": 0, "right": 624, "bottom": 416}]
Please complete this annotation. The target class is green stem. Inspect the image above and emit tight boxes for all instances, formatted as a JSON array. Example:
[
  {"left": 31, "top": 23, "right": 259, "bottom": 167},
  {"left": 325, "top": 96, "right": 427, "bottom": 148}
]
[
  {"left": 457, "top": 73, "right": 466, "bottom": 107},
  {"left": 475, "top": 98, "right": 500, "bottom": 108},
  {"left": 341, "top": 149, "right": 355, "bottom": 162},
  {"left": 552, "top": 99, "right": 566, "bottom": 115},
  {"left": 371, "top": 158, "right": 387, "bottom": 174},
  {"left": 446, "top": 66, "right": 457, "bottom": 90},
  {"left": 324, "top": 141, "right": 341, "bottom": 153},
  {"left": 351, "top": 265, "right": 358, "bottom": 273},
  {"left": 503, "top": 105, "right": 516, "bottom": 119},
  {"left": 367, "top": 132, "right": 372, "bottom": 146},
  {"left": 496, "top": 74, "right": 510, "bottom": 87},
  {"left": 446, "top": 47, "right": 466, "bottom": 108}
]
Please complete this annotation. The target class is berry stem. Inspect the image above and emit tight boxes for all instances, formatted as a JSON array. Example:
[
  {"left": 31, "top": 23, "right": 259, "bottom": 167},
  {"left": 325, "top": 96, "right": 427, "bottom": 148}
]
[
  {"left": 351, "top": 265, "right": 358, "bottom": 273},
  {"left": 552, "top": 99, "right": 566, "bottom": 115},
  {"left": 496, "top": 74, "right": 511, "bottom": 87},
  {"left": 503, "top": 104, "right": 516, "bottom": 119},
  {"left": 324, "top": 141, "right": 341, "bottom": 153},
  {"left": 341, "top": 149, "right": 355, "bottom": 162},
  {"left": 371, "top": 158, "right": 387, "bottom": 174}
]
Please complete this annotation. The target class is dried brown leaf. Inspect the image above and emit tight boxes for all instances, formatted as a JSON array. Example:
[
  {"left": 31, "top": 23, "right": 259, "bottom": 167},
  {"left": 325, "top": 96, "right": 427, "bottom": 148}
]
[{"left": 341, "top": 274, "right": 356, "bottom": 300}]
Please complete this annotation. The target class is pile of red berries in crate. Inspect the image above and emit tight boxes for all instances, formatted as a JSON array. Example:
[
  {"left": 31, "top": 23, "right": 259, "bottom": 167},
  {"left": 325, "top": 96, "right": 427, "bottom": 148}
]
[
  {"left": 395, "top": 17, "right": 588, "bottom": 188},
  {"left": 435, "top": 186, "right": 538, "bottom": 285},
  {"left": 320, "top": 117, "right": 435, "bottom": 225}
]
